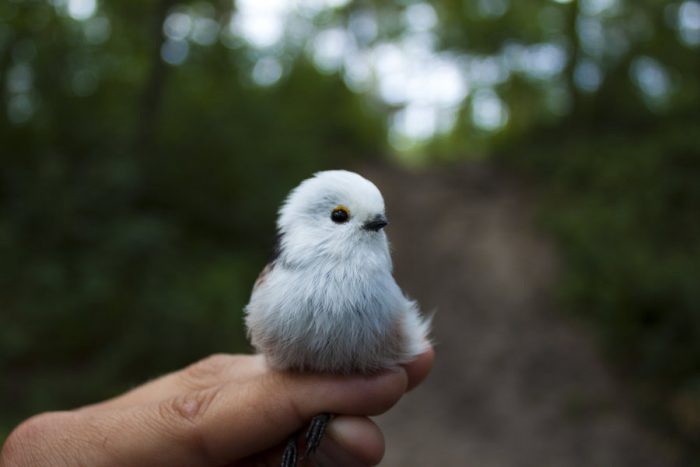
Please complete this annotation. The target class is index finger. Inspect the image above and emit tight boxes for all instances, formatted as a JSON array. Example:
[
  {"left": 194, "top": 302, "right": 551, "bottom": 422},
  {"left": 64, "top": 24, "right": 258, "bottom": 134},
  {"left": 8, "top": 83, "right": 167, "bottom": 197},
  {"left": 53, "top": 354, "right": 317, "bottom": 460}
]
[{"left": 70, "top": 366, "right": 409, "bottom": 466}]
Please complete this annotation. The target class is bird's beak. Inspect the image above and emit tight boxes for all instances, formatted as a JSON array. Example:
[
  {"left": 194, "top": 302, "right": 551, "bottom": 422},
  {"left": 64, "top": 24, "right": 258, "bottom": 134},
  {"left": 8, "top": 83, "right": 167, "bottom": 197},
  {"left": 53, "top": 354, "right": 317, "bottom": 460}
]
[{"left": 363, "top": 214, "right": 388, "bottom": 232}]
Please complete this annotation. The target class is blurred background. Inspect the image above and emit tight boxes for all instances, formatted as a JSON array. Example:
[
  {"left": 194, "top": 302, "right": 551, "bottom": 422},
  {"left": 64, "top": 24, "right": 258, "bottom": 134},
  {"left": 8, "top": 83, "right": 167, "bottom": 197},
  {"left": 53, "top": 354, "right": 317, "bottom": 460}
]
[{"left": 1, "top": 0, "right": 699, "bottom": 464}]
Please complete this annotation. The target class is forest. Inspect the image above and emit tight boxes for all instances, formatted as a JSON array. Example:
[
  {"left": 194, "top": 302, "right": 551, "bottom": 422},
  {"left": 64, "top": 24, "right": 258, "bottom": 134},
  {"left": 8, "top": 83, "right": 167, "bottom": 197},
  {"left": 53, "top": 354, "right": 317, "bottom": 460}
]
[{"left": 1, "top": 0, "right": 699, "bottom": 460}]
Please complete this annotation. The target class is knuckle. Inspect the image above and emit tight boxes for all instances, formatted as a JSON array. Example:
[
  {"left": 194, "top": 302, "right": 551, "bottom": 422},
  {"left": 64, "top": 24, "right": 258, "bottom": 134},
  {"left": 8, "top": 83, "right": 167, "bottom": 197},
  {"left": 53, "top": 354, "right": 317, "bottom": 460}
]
[
  {"left": 159, "top": 385, "right": 221, "bottom": 426},
  {"left": 2, "top": 412, "right": 72, "bottom": 465},
  {"left": 2, "top": 422, "right": 35, "bottom": 463},
  {"left": 180, "top": 354, "right": 236, "bottom": 390},
  {"left": 156, "top": 387, "right": 222, "bottom": 465},
  {"left": 5, "top": 413, "right": 55, "bottom": 448}
]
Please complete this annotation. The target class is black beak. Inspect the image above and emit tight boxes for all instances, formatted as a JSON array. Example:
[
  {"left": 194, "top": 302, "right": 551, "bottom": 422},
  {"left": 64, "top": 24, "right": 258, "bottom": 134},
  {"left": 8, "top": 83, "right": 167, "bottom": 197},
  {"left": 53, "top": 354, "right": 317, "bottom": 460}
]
[{"left": 363, "top": 215, "right": 388, "bottom": 232}]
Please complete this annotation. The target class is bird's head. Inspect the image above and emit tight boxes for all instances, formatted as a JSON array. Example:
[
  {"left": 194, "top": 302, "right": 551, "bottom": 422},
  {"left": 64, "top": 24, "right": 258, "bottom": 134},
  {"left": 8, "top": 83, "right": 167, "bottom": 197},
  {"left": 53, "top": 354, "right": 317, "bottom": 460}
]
[{"left": 276, "top": 170, "right": 390, "bottom": 266}]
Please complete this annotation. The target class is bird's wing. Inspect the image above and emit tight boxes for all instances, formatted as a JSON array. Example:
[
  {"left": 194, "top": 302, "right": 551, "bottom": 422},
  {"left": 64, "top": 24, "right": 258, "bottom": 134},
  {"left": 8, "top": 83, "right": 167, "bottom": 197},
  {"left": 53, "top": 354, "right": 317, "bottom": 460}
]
[
  {"left": 253, "top": 261, "right": 275, "bottom": 291},
  {"left": 253, "top": 231, "right": 283, "bottom": 291}
]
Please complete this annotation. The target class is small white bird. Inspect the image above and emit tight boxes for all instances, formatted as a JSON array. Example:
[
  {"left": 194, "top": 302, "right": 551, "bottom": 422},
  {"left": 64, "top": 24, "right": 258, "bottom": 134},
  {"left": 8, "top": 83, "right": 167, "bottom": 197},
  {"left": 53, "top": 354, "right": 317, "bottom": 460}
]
[{"left": 244, "top": 170, "right": 430, "bottom": 466}]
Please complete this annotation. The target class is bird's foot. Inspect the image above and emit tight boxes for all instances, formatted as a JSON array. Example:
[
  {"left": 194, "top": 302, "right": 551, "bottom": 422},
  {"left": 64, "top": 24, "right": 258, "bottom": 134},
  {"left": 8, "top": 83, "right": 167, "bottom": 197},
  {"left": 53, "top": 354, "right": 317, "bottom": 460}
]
[
  {"left": 304, "top": 413, "right": 332, "bottom": 457},
  {"left": 281, "top": 435, "right": 298, "bottom": 467},
  {"left": 280, "top": 413, "right": 332, "bottom": 467}
]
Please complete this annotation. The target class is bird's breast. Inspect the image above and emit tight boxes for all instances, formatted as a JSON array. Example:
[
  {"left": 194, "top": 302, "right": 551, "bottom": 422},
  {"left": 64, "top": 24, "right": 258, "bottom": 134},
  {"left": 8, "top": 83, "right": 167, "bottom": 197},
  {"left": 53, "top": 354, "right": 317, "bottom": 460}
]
[{"left": 246, "top": 261, "right": 409, "bottom": 374}]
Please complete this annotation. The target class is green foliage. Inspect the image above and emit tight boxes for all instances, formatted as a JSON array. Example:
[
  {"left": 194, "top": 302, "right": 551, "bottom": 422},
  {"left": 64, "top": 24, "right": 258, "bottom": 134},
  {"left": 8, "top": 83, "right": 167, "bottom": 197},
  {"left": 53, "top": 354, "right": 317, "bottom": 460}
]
[{"left": 505, "top": 113, "right": 700, "bottom": 443}]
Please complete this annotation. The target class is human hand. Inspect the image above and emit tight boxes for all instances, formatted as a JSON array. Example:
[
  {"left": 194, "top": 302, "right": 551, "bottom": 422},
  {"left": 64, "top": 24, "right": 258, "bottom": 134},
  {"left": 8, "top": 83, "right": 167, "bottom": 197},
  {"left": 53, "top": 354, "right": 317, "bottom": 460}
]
[{"left": 1, "top": 348, "right": 434, "bottom": 466}]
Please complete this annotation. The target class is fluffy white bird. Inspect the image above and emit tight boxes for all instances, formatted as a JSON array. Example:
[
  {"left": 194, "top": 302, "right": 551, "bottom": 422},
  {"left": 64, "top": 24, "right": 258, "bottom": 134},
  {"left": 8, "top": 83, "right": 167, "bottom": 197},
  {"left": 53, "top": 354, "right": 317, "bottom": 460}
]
[{"left": 244, "top": 170, "right": 430, "bottom": 466}]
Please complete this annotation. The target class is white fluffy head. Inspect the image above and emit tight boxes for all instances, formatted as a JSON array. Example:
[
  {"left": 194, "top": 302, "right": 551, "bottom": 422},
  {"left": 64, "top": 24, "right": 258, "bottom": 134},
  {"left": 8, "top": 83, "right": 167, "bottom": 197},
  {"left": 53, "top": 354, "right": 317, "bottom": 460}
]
[{"left": 276, "top": 170, "right": 389, "bottom": 266}]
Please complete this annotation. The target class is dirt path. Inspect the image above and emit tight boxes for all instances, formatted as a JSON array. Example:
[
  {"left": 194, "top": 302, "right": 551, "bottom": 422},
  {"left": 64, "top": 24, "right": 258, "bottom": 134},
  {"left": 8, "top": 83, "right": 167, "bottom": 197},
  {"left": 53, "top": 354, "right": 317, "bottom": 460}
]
[{"left": 361, "top": 162, "right": 681, "bottom": 467}]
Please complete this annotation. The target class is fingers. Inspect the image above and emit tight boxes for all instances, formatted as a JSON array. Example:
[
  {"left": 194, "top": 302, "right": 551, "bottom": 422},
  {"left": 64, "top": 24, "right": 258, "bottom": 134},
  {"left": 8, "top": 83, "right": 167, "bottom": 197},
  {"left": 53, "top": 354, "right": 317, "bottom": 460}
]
[
  {"left": 323, "top": 416, "right": 385, "bottom": 466},
  {"left": 57, "top": 350, "right": 432, "bottom": 466}
]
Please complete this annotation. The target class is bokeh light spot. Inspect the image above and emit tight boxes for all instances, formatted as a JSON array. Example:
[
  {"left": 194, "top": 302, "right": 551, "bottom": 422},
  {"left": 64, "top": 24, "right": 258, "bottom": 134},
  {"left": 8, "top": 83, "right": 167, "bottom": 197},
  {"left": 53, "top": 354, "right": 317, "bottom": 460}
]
[
  {"left": 478, "top": 0, "right": 510, "bottom": 18},
  {"left": 164, "top": 13, "right": 192, "bottom": 41},
  {"left": 252, "top": 56, "right": 283, "bottom": 86},
  {"left": 7, "top": 63, "right": 33, "bottom": 94},
  {"left": 349, "top": 10, "right": 378, "bottom": 46},
  {"left": 161, "top": 39, "right": 190, "bottom": 65},
  {"left": 580, "top": 0, "right": 619, "bottom": 17},
  {"left": 404, "top": 3, "right": 438, "bottom": 32},
  {"left": 630, "top": 56, "right": 671, "bottom": 106},
  {"left": 231, "top": 0, "right": 287, "bottom": 49},
  {"left": 574, "top": 60, "right": 603, "bottom": 92},
  {"left": 191, "top": 17, "right": 219, "bottom": 46},
  {"left": 7, "top": 94, "right": 34, "bottom": 124},
  {"left": 84, "top": 16, "right": 111, "bottom": 44},
  {"left": 471, "top": 89, "right": 509, "bottom": 131},
  {"left": 679, "top": 1, "right": 700, "bottom": 46},
  {"left": 311, "top": 28, "right": 348, "bottom": 74},
  {"left": 68, "top": 0, "right": 96, "bottom": 21}
]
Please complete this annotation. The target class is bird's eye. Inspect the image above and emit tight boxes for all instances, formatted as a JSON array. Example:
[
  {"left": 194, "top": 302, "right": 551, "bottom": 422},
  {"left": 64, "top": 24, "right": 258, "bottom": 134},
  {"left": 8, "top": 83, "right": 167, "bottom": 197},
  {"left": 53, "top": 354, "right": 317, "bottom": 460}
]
[{"left": 331, "top": 205, "right": 350, "bottom": 224}]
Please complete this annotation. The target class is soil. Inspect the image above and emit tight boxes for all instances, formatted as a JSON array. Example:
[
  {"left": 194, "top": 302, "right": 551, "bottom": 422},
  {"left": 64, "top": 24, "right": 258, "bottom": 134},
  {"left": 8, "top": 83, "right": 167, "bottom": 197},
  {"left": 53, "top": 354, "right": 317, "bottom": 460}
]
[{"left": 362, "top": 162, "right": 682, "bottom": 467}]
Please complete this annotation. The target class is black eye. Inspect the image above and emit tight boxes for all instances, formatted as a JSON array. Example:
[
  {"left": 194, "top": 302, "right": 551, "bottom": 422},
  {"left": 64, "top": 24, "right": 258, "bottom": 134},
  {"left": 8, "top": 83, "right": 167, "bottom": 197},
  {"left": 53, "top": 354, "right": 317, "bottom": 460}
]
[{"left": 331, "top": 205, "right": 350, "bottom": 223}]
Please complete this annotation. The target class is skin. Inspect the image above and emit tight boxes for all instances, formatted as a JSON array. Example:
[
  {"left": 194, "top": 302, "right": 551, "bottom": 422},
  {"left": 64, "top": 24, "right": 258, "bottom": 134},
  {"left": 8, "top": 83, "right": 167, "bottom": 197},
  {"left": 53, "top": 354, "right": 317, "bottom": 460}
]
[{"left": 0, "top": 347, "right": 434, "bottom": 467}]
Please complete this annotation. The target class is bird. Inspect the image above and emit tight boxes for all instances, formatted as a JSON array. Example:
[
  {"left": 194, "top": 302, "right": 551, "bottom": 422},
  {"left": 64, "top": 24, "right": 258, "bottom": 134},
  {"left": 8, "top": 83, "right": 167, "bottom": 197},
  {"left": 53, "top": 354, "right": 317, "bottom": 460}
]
[{"left": 244, "top": 170, "right": 430, "bottom": 467}]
